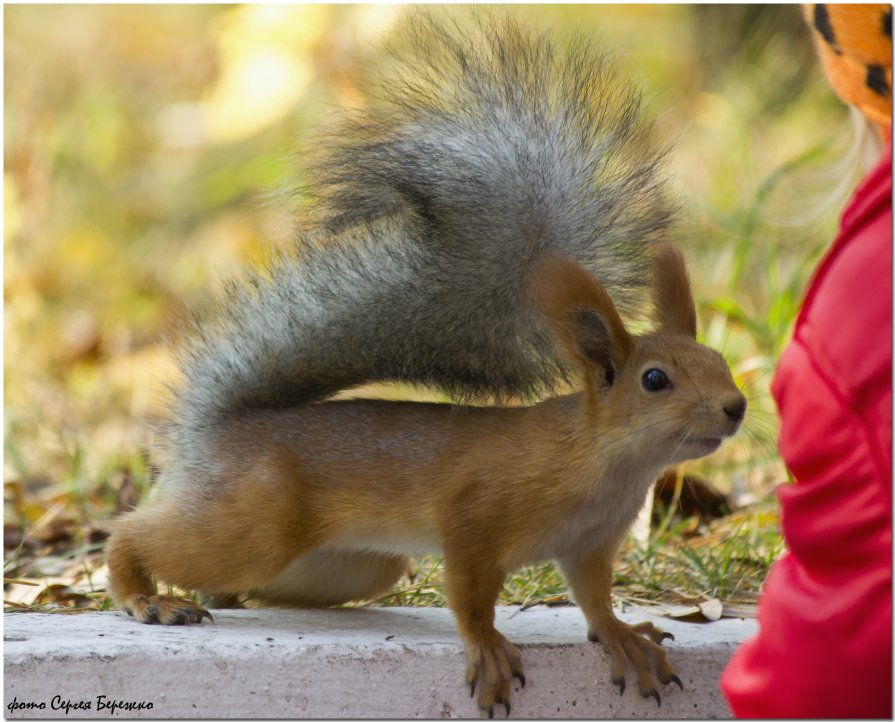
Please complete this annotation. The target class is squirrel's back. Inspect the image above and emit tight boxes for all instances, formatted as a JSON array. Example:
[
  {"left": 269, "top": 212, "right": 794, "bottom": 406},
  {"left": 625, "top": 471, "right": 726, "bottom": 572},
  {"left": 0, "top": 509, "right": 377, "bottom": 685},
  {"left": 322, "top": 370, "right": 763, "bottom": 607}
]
[{"left": 166, "top": 14, "right": 675, "bottom": 464}]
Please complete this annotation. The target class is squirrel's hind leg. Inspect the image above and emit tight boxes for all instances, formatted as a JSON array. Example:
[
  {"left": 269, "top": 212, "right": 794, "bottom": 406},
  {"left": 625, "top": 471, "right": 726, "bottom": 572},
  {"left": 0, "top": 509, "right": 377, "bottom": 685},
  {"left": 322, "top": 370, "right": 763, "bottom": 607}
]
[
  {"left": 105, "top": 488, "right": 305, "bottom": 624},
  {"left": 105, "top": 509, "right": 213, "bottom": 625}
]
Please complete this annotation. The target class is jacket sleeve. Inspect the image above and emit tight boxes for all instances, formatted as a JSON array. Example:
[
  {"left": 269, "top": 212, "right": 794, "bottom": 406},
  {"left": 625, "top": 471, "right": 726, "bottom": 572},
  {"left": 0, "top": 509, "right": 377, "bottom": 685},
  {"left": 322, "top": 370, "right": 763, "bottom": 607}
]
[{"left": 721, "top": 152, "right": 892, "bottom": 718}]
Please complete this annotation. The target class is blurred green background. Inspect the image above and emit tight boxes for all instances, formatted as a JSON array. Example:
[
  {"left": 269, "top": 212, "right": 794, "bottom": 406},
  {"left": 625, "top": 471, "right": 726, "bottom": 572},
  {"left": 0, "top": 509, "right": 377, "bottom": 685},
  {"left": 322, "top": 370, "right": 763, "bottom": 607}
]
[{"left": 5, "top": 5, "right": 855, "bottom": 610}]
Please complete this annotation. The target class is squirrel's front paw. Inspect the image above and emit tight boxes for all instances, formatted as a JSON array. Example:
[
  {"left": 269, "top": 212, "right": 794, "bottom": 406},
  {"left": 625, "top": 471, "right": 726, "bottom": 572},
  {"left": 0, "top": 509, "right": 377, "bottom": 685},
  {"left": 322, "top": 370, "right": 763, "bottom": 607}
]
[
  {"left": 464, "top": 632, "right": 525, "bottom": 718},
  {"left": 590, "top": 620, "right": 682, "bottom": 706},
  {"left": 122, "top": 594, "right": 213, "bottom": 625}
]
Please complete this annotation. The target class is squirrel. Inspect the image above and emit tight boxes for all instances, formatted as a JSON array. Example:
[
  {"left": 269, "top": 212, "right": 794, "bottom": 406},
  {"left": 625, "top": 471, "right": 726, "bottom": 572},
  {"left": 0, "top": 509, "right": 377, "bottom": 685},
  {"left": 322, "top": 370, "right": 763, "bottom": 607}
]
[{"left": 106, "top": 14, "right": 746, "bottom": 717}]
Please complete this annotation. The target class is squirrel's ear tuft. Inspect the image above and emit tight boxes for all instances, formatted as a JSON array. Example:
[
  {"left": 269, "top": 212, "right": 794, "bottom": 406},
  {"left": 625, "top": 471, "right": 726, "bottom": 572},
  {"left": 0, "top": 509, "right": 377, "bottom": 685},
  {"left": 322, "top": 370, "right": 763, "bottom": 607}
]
[
  {"left": 651, "top": 245, "right": 697, "bottom": 338},
  {"left": 530, "top": 254, "right": 632, "bottom": 384},
  {"left": 573, "top": 308, "right": 618, "bottom": 385}
]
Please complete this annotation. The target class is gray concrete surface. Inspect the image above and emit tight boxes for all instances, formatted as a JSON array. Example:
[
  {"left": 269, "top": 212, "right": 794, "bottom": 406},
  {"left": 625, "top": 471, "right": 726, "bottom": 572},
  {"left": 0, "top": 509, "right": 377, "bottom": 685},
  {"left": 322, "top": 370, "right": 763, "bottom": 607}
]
[{"left": 4, "top": 606, "right": 755, "bottom": 718}]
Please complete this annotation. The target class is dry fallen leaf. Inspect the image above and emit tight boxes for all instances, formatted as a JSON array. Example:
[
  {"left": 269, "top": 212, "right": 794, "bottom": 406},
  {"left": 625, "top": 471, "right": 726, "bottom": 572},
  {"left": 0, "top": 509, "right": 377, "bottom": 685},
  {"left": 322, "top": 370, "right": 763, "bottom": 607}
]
[
  {"left": 34, "top": 583, "right": 98, "bottom": 609},
  {"left": 719, "top": 604, "right": 758, "bottom": 619},
  {"left": 698, "top": 597, "right": 723, "bottom": 621},
  {"left": 648, "top": 597, "right": 725, "bottom": 623}
]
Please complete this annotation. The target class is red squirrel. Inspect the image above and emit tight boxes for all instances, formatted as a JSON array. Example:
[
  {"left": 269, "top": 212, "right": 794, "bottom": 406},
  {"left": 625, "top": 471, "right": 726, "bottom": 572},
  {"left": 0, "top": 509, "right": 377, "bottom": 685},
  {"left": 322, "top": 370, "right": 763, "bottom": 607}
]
[{"left": 106, "top": 15, "right": 745, "bottom": 717}]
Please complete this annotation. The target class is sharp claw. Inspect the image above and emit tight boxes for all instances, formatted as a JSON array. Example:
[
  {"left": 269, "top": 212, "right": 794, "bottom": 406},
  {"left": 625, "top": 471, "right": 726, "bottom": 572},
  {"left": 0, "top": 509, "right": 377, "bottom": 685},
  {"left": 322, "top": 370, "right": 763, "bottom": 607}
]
[
  {"left": 612, "top": 677, "right": 626, "bottom": 696},
  {"left": 488, "top": 707, "right": 494, "bottom": 719},
  {"left": 470, "top": 680, "right": 476, "bottom": 698},
  {"left": 167, "top": 607, "right": 213, "bottom": 625},
  {"left": 513, "top": 672, "right": 526, "bottom": 688},
  {"left": 504, "top": 700, "right": 511, "bottom": 717},
  {"left": 645, "top": 688, "right": 661, "bottom": 707},
  {"left": 667, "top": 674, "right": 683, "bottom": 691},
  {"left": 660, "top": 631, "right": 674, "bottom": 643}
]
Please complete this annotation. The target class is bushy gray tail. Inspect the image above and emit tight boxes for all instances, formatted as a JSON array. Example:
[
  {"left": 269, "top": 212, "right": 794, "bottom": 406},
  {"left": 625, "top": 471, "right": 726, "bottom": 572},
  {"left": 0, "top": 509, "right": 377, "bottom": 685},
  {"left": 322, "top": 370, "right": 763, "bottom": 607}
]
[{"left": 170, "top": 14, "right": 674, "bottom": 443}]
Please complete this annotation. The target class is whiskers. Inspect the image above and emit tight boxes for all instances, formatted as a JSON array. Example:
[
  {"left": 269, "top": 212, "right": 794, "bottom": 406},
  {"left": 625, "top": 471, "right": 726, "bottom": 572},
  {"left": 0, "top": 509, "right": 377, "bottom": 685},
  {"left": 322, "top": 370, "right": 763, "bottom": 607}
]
[
  {"left": 595, "top": 412, "right": 718, "bottom": 465},
  {"left": 735, "top": 383, "right": 783, "bottom": 473},
  {"left": 668, "top": 425, "right": 697, "bottom": 462}
]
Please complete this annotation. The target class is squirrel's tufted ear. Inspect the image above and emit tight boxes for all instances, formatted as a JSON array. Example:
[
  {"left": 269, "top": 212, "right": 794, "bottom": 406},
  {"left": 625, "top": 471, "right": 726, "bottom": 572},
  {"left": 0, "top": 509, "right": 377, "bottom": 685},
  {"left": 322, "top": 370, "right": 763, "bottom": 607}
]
[
  {"left": 571, "top": 307, "right": 622, "bottom": 385},
  {"left": 530, "top": 253, "right": 632, "bottom": 385},
  {"left": 651, "top": 245, "right": 697, "bottom": 338}
]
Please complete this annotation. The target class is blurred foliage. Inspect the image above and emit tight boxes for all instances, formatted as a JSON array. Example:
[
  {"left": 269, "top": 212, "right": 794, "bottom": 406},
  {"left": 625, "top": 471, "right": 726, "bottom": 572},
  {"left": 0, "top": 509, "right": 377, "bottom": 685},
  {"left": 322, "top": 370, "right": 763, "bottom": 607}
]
[{"left": 5, "top": 5, "right": 854, "bottom": 610}]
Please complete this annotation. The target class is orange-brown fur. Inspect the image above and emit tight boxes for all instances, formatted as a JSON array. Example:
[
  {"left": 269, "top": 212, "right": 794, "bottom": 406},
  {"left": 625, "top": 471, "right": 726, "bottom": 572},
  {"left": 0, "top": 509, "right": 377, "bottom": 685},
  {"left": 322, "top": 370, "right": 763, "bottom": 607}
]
[{"left": 107, "top": 247, "right": 745, "bottom": 714}]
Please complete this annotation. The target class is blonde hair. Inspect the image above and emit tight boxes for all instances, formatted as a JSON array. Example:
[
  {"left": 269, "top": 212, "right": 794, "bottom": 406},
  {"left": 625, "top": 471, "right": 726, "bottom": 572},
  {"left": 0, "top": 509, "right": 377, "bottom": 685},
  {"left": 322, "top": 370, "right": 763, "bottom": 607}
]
[{"left": 763, "top": 106, "right": 885, "bottom": 231}]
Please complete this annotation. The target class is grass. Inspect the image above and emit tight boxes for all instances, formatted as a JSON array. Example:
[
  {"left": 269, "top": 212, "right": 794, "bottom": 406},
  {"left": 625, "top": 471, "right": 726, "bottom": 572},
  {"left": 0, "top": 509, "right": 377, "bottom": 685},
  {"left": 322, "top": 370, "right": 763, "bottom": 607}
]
[
  {"left": 4, "top": 5, "right": 851, "bottom": 617},
  {"left": 619, "top": 508, "right": 782, "bottom": 607},
  {"left": 369, "top": 496, "right": 782, "bottom": 613}
]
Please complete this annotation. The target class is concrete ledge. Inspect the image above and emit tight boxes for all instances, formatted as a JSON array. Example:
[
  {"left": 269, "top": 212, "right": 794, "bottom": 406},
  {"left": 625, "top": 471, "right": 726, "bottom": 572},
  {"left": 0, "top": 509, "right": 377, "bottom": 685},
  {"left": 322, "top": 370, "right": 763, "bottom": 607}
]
[{"left": 4, "top": 607, "right": 755, "bottom": 718}]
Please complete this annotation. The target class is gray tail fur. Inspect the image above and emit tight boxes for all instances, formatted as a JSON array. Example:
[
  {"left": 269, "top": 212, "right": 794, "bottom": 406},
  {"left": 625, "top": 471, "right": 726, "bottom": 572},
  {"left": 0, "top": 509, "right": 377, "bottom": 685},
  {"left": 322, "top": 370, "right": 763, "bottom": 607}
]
[{"left": 169, "top": 13, "right": 674, "bottom": 443}]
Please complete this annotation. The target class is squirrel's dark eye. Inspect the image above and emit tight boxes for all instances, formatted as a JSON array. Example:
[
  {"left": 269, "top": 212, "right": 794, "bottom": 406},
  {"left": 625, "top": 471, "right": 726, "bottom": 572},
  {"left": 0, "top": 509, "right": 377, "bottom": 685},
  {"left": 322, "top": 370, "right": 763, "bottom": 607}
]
[{"left": 642, "top": 368, "right": 670, "bottom": 392}]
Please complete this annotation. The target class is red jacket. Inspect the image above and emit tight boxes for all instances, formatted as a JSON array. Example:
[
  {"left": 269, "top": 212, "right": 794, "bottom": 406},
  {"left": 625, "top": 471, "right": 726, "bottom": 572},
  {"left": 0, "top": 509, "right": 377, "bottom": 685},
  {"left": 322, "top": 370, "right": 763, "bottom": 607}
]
[{"left": 722, "top": 149, "right": 893, "bottom": 718}]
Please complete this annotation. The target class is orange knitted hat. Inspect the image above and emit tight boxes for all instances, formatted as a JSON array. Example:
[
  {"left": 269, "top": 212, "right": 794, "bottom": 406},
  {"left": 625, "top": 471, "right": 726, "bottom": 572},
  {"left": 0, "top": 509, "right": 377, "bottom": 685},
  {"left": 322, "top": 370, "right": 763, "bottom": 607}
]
[{"left": 803, "top": 4, "right": 892, "bottom": 132}]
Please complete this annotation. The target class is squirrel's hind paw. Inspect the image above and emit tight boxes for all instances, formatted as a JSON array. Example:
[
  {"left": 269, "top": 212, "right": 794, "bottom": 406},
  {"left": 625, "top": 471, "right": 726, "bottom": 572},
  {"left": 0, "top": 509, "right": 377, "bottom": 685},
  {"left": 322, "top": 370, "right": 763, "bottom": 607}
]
[{"left": 122, "top": 594, "right": 213, "bottom": 625}]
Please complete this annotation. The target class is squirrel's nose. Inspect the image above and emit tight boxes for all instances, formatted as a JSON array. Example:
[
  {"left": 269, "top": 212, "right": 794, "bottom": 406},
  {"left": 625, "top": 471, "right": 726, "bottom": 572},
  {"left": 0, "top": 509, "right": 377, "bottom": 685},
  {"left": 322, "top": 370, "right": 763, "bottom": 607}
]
[{"left": 723, "top": 395, "right": 747, "bottom": 423}]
